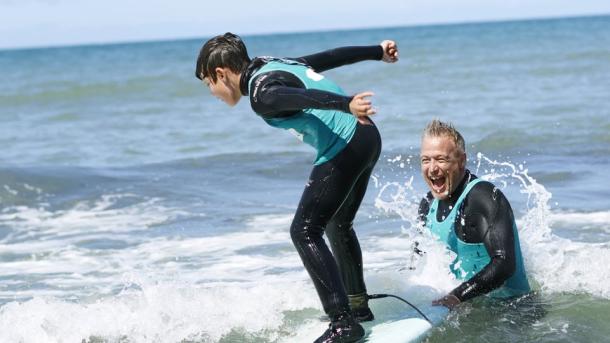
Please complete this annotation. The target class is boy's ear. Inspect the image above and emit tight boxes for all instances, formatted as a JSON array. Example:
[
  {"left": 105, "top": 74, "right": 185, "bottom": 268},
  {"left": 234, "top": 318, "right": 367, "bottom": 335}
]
[{"left": 215, "top": 67, "right": 226, "bottom": 80}]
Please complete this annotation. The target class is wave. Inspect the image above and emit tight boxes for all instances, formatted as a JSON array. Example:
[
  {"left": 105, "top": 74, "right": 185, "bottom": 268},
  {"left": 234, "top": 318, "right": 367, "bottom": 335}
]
[
  {"left": 549, "top": 210, "right": 610, "bottom": 229},
  {"left": 0, "top": 209, "right": 451, "bottom": 343},
  {"left": 0, "top": 278, "right": 322, "bottom": 343},
  {"left": 0, "top": 210, "right": 317, "bottom": 342},
  {"left": 470, "top": 126, "right": 610, "bottom": 156},
  {"left": 0, "top": 151, "right": 608, "bottom": 342}
]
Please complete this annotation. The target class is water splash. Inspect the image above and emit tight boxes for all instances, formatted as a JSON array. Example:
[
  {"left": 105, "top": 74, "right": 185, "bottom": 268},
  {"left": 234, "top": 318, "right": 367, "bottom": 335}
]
[{"left": 375, "top": 152, "right": 610, "bottom": 299}]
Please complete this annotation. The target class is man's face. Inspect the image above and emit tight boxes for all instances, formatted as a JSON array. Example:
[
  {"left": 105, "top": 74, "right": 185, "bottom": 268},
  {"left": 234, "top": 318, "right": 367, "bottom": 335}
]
[
  {"left": 420, "top": 135, "right": 466, "bottom": 200},
  {"left": 203, "top": 68, "right": 241, "bottom": 106}
]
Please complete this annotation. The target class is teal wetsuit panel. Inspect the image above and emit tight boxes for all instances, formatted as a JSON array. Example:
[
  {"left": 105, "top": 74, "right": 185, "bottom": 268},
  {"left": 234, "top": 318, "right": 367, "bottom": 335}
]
[
  {"left": 249, "top": 60, "right": 357, "bottom": 165},
  {"left": 426, "top": 179, "right": 530, "bottom": 298}
]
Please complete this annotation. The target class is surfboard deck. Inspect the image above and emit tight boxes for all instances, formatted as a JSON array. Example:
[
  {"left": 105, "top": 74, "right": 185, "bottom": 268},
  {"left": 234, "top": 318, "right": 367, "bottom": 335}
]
[
  {"left": 301, "top": 301, "right": 449, "bottom": 343},
  {"left": 362, "top": 306, "right": 448, "bottom": 343}
]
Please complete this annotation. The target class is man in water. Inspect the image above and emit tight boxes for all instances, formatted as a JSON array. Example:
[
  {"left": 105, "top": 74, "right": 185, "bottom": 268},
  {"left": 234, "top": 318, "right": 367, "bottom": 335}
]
[
  {"left": 195, "top": 33, "right": 398, "bottom": 342},
  {"left": 418, "top": 119, "right": 530, "bottom": 309}
]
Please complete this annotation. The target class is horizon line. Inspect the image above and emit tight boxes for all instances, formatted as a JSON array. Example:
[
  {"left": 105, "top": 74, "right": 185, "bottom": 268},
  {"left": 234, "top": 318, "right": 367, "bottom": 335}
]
[{"left": 1, "top": 12, "right": 608, "bottom": 52}]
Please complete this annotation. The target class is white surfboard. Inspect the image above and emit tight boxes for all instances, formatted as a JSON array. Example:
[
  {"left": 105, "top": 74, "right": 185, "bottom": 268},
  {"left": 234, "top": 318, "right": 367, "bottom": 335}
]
[
  {"left": 363, "top": 305, "right": 448, "bottom": 343},
  {"left": 298, "top": 297, "right": 449, "bottom": 343}
]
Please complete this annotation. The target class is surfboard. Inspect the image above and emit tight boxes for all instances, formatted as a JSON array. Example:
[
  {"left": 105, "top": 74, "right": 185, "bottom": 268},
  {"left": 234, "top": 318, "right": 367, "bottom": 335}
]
[
  {"left": 362, "top": 305, "right": 448, "bottom": 343},
  {"left": 302, "top": 295, "right": 449, "bottom": 343}
]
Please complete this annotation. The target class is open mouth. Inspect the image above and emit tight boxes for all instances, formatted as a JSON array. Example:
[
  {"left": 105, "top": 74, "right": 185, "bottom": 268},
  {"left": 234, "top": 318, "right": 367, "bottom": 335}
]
[{"left": 429, "top": 175, "right": 446, "bottom": 194}]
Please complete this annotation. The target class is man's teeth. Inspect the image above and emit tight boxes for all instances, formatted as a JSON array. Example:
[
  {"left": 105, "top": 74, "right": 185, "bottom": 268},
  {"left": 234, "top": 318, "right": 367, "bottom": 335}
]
[{"left": 430, "top": 176, "right": 445, "bottom": 189}]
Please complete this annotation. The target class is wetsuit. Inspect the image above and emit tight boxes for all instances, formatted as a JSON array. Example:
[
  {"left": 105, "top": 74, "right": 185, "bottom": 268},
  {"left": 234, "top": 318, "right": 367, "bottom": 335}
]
[
  {"left": 239, "top": 46, "right": 383, "bottom": 317},
  {"left": 418, "top": 170, "right": 530, "bottom": 302}
]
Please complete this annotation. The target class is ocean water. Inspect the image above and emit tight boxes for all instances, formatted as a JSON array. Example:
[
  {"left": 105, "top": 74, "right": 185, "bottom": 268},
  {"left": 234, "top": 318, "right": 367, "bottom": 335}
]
[{"left": 1, "top": 15, "right": 609, "bottom": 342}]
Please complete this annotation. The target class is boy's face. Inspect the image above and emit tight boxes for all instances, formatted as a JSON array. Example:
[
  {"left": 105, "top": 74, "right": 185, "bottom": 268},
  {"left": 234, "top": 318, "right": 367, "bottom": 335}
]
[
  {"left": 420, "top": 135, "right": 466, "bottom": 200},
  {"left": 203, "top": 68, "right": 241, "bottom": 106}
]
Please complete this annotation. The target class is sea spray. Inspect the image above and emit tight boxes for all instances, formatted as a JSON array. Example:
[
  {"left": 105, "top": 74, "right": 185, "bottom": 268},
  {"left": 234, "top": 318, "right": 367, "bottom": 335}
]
[
  {"left": 474, "top": 153, "right": 610, "bottom": 298},
  {"left": 375, "top": 152, "right": 610, "bottom": 299}
]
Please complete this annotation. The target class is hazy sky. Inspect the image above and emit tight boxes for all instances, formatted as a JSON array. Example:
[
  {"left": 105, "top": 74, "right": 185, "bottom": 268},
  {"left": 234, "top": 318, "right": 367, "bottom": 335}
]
[{"left": 1, "top": 0, "right": 609, "bottom": 49}]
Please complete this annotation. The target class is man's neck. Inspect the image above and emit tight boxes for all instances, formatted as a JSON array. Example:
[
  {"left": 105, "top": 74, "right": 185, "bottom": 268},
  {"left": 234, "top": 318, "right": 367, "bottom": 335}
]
[{"left": 441, "top": 170, "right": 470, "bottom": 206}]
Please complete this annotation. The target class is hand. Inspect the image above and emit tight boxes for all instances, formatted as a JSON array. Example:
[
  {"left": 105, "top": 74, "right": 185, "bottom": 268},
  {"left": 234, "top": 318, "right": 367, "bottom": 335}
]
[
  {"left": 349, "top": 92, "right": 376, "bottom": 123},
  {"left": 432, "top": 294, "right": 461, "bottom": 310},
  {"left": 380, "top": 40, "right": 398, "bottom": 63}
]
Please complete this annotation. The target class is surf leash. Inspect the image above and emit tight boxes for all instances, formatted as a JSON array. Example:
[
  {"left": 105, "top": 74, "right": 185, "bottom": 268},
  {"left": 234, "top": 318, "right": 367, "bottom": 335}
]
[{"left": 368, "top": 293, "right": 433, "bottom": 324}]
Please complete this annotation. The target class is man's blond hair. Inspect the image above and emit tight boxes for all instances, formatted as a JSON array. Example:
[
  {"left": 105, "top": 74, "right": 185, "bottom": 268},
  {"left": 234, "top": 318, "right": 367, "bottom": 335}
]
[{"left": 422, "top": 119, "right": 466, "bottom": 154}]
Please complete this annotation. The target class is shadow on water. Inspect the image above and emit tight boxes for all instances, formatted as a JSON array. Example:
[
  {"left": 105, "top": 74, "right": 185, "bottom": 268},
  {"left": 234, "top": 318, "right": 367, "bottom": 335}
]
[
  {"left": 424, "top": 292, "right": 547, "bottom": 343},
  {"left": 424, "top": 291, "right": 610, "bottom": 343}
]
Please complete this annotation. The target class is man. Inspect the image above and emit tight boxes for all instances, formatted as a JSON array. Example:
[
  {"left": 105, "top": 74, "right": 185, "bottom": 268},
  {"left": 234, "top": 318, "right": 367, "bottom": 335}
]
[
  {"left": 195, "top": 33, "right": 398, "bottom": 342},
  {"left": 418, "top": 119, "right": 530, "bottom": 309}
]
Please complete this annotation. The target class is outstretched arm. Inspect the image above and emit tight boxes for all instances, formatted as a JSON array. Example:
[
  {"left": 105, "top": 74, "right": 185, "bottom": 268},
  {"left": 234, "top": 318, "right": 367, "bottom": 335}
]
[{"left": 294, "top": 40, "right": 398, "bottom": 72}]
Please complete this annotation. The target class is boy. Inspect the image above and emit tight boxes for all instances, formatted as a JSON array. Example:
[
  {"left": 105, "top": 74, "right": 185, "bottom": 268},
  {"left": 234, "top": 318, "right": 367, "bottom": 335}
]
[{"left": 196, "top": 32, "right": 398, "bottom": 343}]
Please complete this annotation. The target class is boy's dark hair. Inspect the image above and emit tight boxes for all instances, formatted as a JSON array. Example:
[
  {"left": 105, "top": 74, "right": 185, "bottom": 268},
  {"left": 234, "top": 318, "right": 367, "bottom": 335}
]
[{"left": 195, "top": 32, "right": 251, "bottom": 82}]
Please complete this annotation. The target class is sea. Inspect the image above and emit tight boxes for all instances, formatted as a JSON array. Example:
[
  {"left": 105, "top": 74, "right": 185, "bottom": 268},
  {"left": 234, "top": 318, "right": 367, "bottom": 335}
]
[{"left": 1, "top": 15, "right": 609, "bottom": 343}]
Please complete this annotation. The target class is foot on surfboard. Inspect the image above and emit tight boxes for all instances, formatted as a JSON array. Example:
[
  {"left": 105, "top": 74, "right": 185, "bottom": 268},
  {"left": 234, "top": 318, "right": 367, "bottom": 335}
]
[
  {"left": 352, "top": 306, "right": 375, "bottom": 322},
  {"left": 349, "top": 292, "right": 375, "bottom": 322},
  {"left": 314, "top": 311, "right": 365, "bottom": 343},
  {"left": 318, "top": 307, "right": 374, "bottom": 323}
]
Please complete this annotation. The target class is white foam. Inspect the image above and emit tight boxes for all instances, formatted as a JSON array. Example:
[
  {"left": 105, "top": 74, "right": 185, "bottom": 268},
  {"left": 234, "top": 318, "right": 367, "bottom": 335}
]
[
  {"left": 0, "top": 195, "right": 453, "bottom": 342},
  {"left": 0, "top": 208, "right": 326, "bottom": 342},
  {"left": 0, "top": 193, "right": 193, "bottom": 300},
  {"left": 2, "top": 160, "right": 608, "bottom": 342},
  {"left": 0, "top": 278, "right": 321, "bottom": 343},
  {"left": 548, "top": 210, "right": 610, "bottom": 232},
  {"left": 372, "top": 176, "right": 460, "bottom": 295},
  {"left": 0, "top": 207, "right": 301, "bottom": 301},
  {"left": 364, "top": 234, "right": 459, "bottom": 294},
  {"left": 0, "top": 194, "right": 184, "bottom": 239}
]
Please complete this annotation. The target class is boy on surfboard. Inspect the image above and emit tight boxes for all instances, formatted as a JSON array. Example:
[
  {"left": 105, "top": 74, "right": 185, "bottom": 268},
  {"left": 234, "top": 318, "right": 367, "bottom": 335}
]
[{"left": 195, "top": 33, "right": 398, "bottom": 342}]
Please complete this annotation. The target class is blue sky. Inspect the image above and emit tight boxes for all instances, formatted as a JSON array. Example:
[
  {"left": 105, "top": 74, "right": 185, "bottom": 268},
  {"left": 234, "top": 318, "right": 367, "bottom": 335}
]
[{"left": 1, "top": 0, "right": 609, "bottom": 49}]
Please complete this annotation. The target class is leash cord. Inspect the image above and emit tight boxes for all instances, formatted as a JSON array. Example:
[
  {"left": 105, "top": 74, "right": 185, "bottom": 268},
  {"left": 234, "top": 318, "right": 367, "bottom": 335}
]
[{"left": 368, "top": 293, "right": 433, "bottom": 324}]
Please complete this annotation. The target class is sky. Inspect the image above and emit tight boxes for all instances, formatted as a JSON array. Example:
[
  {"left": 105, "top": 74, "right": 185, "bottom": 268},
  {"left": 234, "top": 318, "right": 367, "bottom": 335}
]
[{"left": 1, "top": 0, "right": 610, "bottom": 50}]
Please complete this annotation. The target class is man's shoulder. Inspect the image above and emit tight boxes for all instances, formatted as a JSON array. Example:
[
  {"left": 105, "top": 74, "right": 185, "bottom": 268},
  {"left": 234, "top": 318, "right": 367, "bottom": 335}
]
[
  {"left": 465, "top": 179, "right": 511, "bottom": 212},
  {"left": 469, "top": 179, "right": 496, "bottom": 194}
]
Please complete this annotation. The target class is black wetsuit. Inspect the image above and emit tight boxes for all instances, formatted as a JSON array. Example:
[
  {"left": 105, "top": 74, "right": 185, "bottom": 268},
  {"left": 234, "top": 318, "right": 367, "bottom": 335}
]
[
  {"left": 418, "top": 170, "right": 521, "bottom": 302},
  {"left": 239, "top": 46, "right": 383, "bottom": 316},
  {"left": 239, "top": 46, "right": 382, "bottom": 117}
]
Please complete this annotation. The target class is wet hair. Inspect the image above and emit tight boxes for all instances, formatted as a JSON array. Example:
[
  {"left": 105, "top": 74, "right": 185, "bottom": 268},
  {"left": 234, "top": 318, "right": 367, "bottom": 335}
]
[
  {"left": 195, "top": 32, "right": 251, "bottom": 82},
  {"left": 422, "top": 119, "right": 466, "bottom": 154}
]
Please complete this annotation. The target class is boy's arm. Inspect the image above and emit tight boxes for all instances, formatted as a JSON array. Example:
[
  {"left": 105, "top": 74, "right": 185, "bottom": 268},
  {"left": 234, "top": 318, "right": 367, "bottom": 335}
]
[
  {"left": 293, "top": 45, "right": 384, "bottom": 72},
  {"left": 250, "top": 71, "right": 352, "bottom": 118}
]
